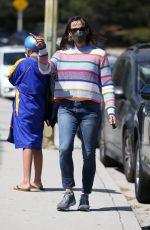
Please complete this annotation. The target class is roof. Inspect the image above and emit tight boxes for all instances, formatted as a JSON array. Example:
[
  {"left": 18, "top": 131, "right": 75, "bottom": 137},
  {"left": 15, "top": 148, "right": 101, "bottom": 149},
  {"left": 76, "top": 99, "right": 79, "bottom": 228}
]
[
  {"left": 120, "top": 43, "right": 150, "bottom": 62},
  {"left": 0, "top": 45, "right": 25, "bottom": 53}
]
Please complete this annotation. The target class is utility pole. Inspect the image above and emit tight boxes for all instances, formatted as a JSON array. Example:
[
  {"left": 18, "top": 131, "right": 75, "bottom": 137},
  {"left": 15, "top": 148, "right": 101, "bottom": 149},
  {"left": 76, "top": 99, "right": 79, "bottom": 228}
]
[
  {"left": 17, "top": 11, "right": 23, "bottom": 32},
  {"left": 43, "top": 0, "right": 58, "bottom": 148},
  {"left": 44, "top": 0, "right": 58, "bottom": 56}
]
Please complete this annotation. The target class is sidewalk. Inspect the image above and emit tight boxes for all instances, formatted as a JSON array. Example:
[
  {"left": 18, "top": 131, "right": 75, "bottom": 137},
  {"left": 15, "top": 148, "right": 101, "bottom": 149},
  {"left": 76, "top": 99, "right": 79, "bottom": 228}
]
[{"left": 0, "top": 140, "right": 141, "bottom": 230}]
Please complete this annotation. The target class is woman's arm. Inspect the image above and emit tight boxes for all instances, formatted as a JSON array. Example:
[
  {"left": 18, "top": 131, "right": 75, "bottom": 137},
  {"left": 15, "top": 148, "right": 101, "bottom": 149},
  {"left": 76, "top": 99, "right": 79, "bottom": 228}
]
[
  {"left": 100, "top": 52, "right": 116, "bottom": 126},
  {"left": 33, "top": 35, "right": 56, "bottom": 74}
]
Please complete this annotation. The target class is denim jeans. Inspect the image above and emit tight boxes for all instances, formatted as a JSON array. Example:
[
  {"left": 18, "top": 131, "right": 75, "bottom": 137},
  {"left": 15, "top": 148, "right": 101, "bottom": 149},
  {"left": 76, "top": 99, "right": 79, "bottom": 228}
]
[{"left": 58, "top": 99, "right": 101, "bottom": 194}]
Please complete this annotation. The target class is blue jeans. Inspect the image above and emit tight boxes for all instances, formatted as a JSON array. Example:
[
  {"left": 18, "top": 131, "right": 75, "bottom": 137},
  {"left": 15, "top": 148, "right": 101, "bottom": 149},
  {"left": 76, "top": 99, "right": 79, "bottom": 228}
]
[{"left": 58, "top": 99, "right": 101, "bottom": 194}]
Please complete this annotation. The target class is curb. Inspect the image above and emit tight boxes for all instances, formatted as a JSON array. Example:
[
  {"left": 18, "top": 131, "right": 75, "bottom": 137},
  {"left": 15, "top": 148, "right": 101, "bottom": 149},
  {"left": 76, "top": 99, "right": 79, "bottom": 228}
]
[{"left": 96, "top": 158, "right": 141, "bottom": 230}]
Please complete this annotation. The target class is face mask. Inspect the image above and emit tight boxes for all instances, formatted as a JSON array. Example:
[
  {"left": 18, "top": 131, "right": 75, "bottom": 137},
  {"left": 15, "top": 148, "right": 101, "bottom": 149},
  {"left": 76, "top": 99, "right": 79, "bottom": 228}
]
[
  {"left": 25, "top": 53, "right": 29, "bottom": 58},
  {"left": 72, "top": 30, "right": 87, "bottom": 43}
]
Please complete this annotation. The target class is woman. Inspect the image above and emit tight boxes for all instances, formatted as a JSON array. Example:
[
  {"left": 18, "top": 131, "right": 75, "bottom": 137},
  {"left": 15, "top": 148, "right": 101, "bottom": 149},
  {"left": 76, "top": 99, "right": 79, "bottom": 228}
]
[
  {"left": 35, "top": 16, "right": 116, "bottom": 210},
  {"left": 8, "top": 36, "right": 48, "bottom": 191}
]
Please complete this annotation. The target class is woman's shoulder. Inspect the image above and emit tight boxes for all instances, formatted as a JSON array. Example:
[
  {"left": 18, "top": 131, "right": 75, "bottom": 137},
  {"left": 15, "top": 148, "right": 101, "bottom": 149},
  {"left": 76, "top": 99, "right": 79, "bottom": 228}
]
[
  {"left": 91, "top": 46, "right": 106, "bottom": 56},
  {"left": 53, "top": 45, "right": 106, "bottom": 57},
  {"left": 52, "top": 49, "right": 70, "bottom": 59}
]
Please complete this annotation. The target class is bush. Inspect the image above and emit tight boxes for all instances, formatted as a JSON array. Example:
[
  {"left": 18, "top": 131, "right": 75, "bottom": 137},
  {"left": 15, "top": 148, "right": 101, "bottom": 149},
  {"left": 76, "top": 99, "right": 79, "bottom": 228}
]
[{"left": 124, "top": 27, "right": 150, "bottom": 43}]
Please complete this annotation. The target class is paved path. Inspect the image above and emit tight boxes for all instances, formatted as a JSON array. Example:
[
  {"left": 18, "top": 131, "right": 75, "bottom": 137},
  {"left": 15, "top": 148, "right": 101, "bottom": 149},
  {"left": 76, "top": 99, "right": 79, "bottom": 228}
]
[
  {"left": 0, "top": 97, "right": 141, "bottom": 229},
  {"left": 0, "top": 142, "right": 141, "bottom": 230}
]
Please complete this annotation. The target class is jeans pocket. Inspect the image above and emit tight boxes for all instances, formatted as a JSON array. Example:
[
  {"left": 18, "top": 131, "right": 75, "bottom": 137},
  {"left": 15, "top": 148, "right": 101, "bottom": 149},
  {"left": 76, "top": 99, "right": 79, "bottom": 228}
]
[
  {"left": 83, "top": 101, "right": 100, "bottom": 113},
  {"left": 60, "top": 99, "right": 73, "bottom": 109}
]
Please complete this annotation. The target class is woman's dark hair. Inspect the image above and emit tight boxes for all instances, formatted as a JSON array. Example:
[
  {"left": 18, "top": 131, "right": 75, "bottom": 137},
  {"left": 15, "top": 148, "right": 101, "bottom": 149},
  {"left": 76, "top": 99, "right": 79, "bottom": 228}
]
[{"left": 60, "top": 16, "right": 94, "bottom": 50}]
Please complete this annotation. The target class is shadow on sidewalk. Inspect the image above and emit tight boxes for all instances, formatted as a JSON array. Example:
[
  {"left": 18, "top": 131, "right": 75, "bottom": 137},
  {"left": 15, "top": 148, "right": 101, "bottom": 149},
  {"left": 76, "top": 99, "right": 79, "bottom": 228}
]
[
  {"left": 43, "top": 187, "right": 121, "bottom": 194},
  {"left": 55, "top": 206, "right": 132, "bottom": 212},
  {"left": 90, "top": 206, "right": 132, "bottom": 212}
]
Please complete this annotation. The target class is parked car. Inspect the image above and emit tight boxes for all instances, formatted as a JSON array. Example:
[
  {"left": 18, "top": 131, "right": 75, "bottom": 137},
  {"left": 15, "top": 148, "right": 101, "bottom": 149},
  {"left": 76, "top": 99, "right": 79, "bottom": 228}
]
[
  {"left": 0, "top": 45, "right": 25, "bottom": 98},
  {"left": 107, "top": 51, "right": 119, "bottom": 70},
  {"left": 99, "top": 43, "right": 150, "bottom": 203}
]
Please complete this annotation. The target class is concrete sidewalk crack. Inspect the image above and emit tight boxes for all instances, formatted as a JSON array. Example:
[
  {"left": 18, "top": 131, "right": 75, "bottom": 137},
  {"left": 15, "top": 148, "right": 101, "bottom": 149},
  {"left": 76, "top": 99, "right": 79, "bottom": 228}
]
[{"left": 96, "top": 168, "right": 126, "bottom": 230}]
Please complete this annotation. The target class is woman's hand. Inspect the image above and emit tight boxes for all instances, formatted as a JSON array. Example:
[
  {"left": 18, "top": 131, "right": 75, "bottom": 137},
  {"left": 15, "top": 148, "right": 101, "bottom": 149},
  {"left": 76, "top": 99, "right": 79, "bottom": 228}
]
[
  {"left": 35, "top": 36, "right": 46, "bottom": 49},
  {"left": 108, "top": 114, "right": 116, "bottom": 128},
  {"left": 29, "top": 33, "right": 46, "bottom": 49}
]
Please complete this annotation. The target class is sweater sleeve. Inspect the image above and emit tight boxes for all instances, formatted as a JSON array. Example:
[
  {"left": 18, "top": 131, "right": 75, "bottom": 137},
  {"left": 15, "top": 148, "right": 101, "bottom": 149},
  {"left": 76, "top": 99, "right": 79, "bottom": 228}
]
[
  {"left": 100, "top": 53, "right": 115, "bottom": 115},
  {"left": 38, "top": 46, "right": 57, "bottom": 74}
]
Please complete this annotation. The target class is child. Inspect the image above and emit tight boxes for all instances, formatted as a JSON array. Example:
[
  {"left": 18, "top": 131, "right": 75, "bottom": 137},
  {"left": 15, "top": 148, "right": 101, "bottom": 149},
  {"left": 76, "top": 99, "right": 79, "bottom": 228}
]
[{"left": 8, "top": 35, "right": 48, "bottom": 191}]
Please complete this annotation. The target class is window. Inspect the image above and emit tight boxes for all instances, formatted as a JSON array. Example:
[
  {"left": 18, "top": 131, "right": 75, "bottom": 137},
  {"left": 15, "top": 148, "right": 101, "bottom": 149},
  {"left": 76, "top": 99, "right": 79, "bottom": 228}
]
[
  {"left": 137, "top": 61, "right": 150, "bottom": 91},
  {"left": 4, "top": 52, "right": 25, "bottom": 65}
]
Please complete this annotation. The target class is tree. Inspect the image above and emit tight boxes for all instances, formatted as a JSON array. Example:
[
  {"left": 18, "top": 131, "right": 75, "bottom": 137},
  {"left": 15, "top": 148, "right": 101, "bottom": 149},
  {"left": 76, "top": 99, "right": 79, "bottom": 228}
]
[{"left": 0, "top": 0, "right": 150, "bottom": 45}]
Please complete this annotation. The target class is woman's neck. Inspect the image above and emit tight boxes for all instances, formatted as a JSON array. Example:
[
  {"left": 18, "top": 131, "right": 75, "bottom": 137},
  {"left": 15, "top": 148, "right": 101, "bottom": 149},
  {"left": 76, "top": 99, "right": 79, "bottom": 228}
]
[{"left": 75, "top": 41, "right": 87, "bottom": 48}]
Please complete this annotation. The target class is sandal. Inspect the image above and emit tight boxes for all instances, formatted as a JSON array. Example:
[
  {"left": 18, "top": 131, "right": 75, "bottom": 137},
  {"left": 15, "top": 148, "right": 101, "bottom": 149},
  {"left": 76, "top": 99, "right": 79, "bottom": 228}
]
[{"left": 13, "top": 185, "right": 30, "bottom": 192}]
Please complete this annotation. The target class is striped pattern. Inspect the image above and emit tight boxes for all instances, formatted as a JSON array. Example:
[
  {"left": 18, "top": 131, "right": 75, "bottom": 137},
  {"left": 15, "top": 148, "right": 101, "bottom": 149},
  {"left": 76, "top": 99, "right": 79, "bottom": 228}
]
[
  {"left": 38, "top": 45, "right": 115, "bottom": 115},
  {"left": 8, "top": 58, "right": 25, "bottom": 79}
]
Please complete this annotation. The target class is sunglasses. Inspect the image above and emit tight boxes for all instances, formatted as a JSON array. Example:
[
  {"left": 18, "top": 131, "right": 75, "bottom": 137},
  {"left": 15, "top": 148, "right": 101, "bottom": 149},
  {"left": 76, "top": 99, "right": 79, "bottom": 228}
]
[{"left": 69, "top": 27, "right": 86, "bottom": 33}]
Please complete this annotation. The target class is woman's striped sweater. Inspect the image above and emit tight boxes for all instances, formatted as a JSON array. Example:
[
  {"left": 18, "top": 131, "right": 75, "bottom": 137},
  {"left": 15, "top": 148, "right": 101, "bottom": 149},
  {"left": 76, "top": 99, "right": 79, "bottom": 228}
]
[{"left": 38, "top": 44, "right": 115, "bottom": 115}]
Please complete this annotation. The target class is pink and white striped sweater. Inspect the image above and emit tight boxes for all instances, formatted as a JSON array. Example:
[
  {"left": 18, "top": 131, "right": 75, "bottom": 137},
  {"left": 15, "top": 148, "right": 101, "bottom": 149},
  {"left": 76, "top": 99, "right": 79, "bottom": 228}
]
[{"left": 38, "top": 44, "right": 115, "bottom": 115}]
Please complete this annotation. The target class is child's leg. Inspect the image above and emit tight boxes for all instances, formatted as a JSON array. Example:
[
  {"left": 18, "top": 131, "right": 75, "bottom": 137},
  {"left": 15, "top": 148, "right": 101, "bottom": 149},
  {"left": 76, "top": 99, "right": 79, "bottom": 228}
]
[
  {"left": 32, "top": 149, "right": 43, "bottom": 188},
  {"left": 15, "top": 148, "right": 32, "bottom": 190},
  {"left": 22, "top": 148, "right": 32, "bottom": 187}
]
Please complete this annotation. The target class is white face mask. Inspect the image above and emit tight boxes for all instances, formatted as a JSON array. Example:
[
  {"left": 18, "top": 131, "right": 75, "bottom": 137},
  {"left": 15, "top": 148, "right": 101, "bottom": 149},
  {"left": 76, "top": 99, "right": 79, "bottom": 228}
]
[{"left": 25, "top": 53, "right": 29, "bottom": 58}]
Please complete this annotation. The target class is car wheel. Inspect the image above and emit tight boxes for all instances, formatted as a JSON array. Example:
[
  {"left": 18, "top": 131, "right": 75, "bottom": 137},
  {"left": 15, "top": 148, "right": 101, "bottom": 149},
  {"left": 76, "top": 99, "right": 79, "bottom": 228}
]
[
  {"left": 123, "top": 130, "right": 134, "bottom": 182},
  {"left": 99, "top": 130, "right": 116, "bottom": 167},
  {"left": 135, "top": 141, "right": 150, "bottom": 203}
]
